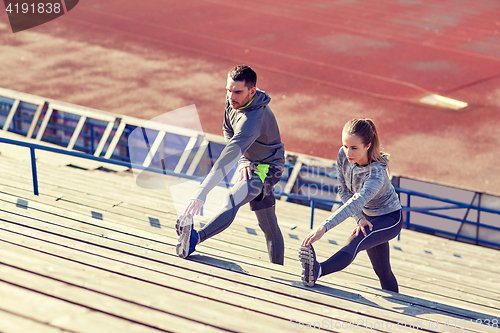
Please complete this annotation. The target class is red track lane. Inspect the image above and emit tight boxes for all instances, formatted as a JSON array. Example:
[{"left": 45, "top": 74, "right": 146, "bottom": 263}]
[
  {"left": 71, "top": 0, "right": 500, "bottom": 99},
  {"left": 1, "top": 0, "right": 500, "bottom": 194}
]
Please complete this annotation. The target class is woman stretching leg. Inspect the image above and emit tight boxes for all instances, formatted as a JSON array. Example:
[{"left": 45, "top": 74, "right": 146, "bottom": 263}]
[{"left": 299, "top": 118, "right": 402, "bottom": 292}]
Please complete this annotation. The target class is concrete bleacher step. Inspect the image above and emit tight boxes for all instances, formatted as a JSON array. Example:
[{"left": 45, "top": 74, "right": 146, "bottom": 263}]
[{"left": 1, "top": 141, "right": 500, "bottom": 332}]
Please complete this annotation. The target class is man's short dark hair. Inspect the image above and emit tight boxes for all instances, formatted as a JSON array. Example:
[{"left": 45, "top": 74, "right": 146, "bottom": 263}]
[{"left": 228, "top": 65, "right": 257, "bottom": 88}]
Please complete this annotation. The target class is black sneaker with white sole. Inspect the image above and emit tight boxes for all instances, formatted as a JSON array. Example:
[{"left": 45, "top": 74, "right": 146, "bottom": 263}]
[{"left": 298, "top": 245, "right": 321, "bottom": 287}]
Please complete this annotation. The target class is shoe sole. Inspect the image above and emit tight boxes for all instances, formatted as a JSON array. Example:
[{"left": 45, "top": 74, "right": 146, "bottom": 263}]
[
  {"left": 176, "top": 218, "right": 192, "bottom": 259},
  {"left": 299, "top": 245, "right": 316, "bottom": 287},
  {"left": 175, "top": 217, "right": 182, "bottom": 236}
]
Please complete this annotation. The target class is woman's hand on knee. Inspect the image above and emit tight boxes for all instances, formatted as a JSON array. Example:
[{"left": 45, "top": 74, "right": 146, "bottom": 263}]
[
  {"left": 352, "top": 217, "right": 373, "bottom": 237},
  {"left": 301, "top": 225, "right": 327, "bottom": 246}
]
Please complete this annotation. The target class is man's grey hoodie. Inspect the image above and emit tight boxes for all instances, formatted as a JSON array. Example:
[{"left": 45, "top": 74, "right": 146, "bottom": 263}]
[{"left": 192, "top": 89, "right": 285, "bottom": 203}]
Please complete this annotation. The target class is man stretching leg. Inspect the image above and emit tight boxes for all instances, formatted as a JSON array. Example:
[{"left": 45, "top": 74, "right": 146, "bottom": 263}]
[{"left": 176, "top": 65, "right": 285, "bottom": 265}]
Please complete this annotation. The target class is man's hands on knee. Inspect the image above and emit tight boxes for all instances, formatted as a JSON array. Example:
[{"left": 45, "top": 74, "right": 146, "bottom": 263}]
[
  {"left": 184, "top": 199, "right": 204, "bottom": 217},
  {"left": 238, "top": 165, "right": 257, "bottom": 181}
]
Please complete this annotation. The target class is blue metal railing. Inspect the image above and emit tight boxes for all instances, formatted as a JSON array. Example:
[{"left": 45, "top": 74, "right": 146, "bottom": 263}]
[
  {"left": 0, "top": 137, "right": 207, "bottom": 195},
  {"left": 1, "top": 136, "right": 500, "bottom": 248},
  {"left": 281, "top": 170, "right": 500, "bottom": 247},
  {"left": 1, "top": 136, "right": 341, "bottom": 231},
  {"left": 395, "top": 188, "right": 500, "bottom": 247}
]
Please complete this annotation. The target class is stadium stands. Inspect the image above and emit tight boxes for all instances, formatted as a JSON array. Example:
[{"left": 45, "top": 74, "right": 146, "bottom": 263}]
[
  {"left": 1, "top": 87, "right": 500, "bottom": 250},
  {"left": 0, "top": 129, "right": 499, "bottom": 332}
]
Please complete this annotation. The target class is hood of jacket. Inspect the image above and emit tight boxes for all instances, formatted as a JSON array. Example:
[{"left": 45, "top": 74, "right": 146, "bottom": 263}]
[{"left": 239, "top": 89, "right": 271, "bottom": 111}]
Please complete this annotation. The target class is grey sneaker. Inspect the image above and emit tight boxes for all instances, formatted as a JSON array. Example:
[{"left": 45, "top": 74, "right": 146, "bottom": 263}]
[
  {"left": 175, "top": 215, "right": 198, "bottom": 258},
  {"left": 299, "top": 245, "right": 321, "bottom": 287}
]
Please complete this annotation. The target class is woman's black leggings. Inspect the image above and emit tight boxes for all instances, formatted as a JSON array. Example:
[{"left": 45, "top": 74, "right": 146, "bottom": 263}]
[
  {"left": 320, "top": 210, "right": 402, "bottom": 292},
  {"left": 198, "top": 176, "right": 285, "bottom": 265}
]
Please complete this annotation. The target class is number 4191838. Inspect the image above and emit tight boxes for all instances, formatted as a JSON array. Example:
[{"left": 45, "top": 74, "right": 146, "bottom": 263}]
[{"left": 5, "top": 2, "right": 61, "bottom": 14}]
